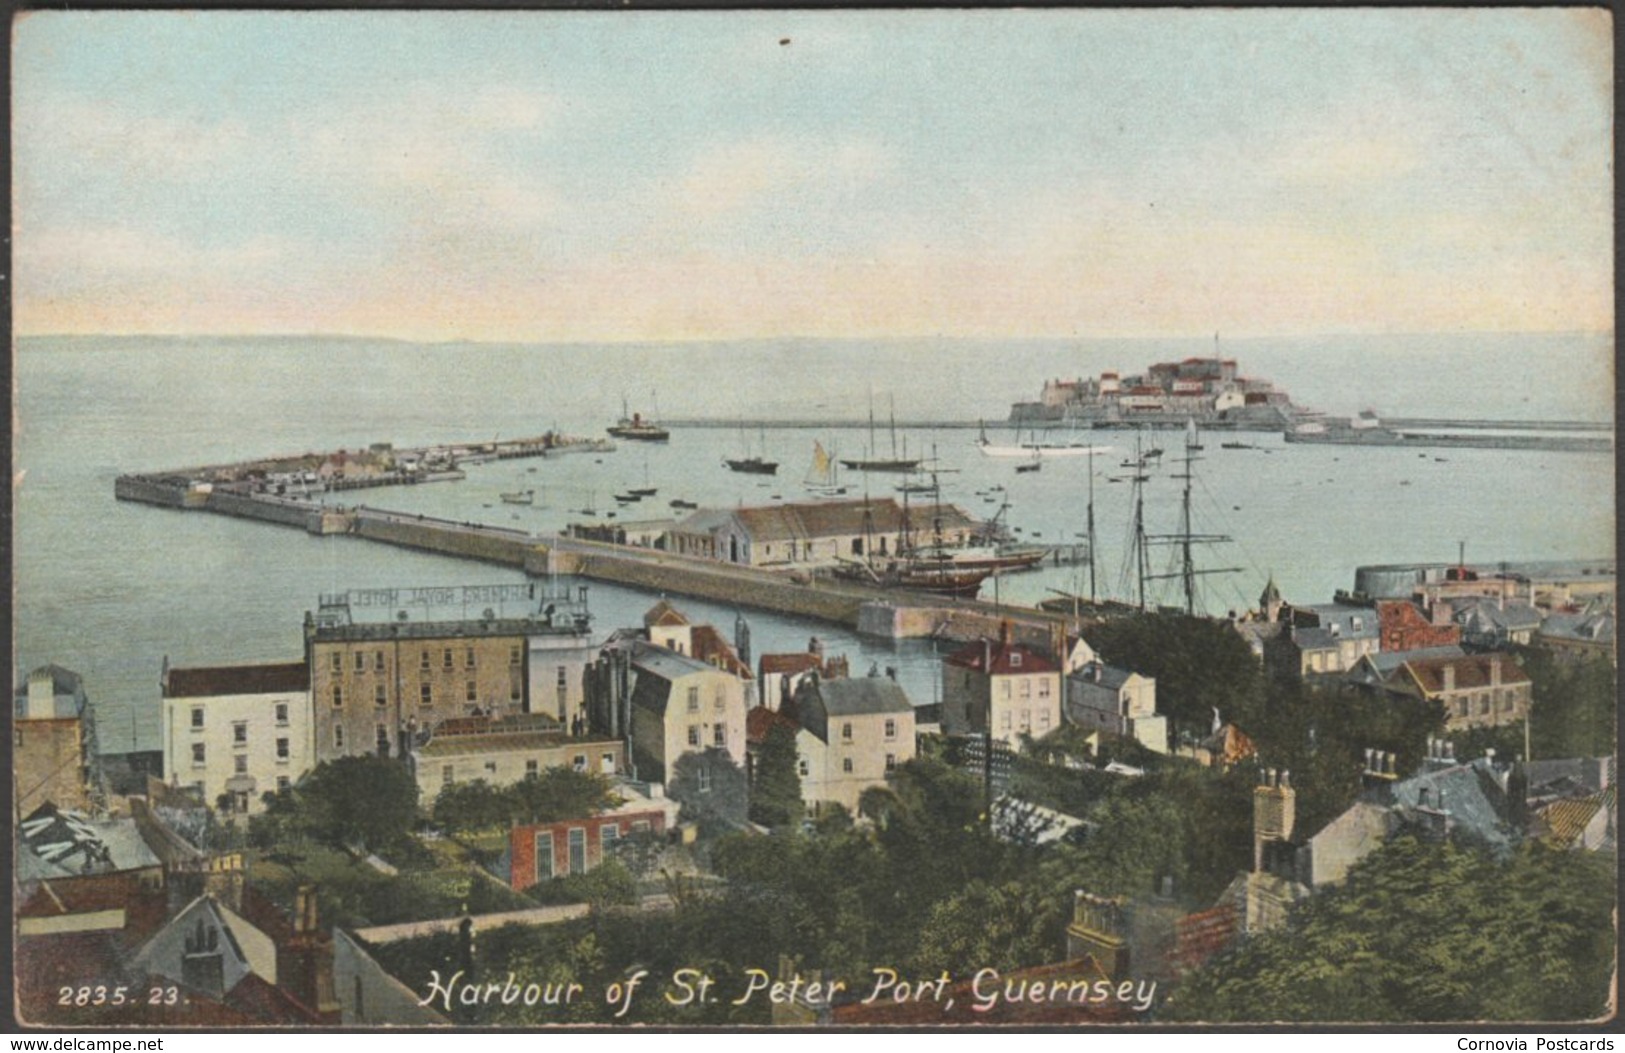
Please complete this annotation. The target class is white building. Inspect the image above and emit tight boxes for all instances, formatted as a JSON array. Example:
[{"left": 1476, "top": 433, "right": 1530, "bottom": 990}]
[
  {"left": 1065, "top": 661, "right": 1167, "bottom": 754},
  {"left": 791, "top": 675, "right": 916, "bottom": 815},
  {"left": 161, "top": 661, "right": 312, "bottom": 815}
]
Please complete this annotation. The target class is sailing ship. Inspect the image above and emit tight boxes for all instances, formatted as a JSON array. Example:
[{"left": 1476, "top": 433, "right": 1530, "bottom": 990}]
[
  {"left": 607, "top": 397, "right": 670, "bottom": 442},
  {"left": 840, "top": 393, "right": 921, "bottom": 473},
  {"left": 725, "top": 425, "right": 779, "bottom": 475},
  {"left": 803, "top": 440, "right": 847, "bottom": 496}
]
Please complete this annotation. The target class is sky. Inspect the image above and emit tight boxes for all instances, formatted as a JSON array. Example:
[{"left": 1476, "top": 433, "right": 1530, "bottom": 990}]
[{"left": 11, "top": 10, "right": 1614, "bottom": 342}]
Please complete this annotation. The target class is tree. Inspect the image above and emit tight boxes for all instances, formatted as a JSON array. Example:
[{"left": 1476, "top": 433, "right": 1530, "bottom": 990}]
[
  {"left": 432, "top": 779, "right": 512, "bottom": 833},
  {"left": 511, "top": 768, "right": 619, "bottom": 824},
  {"left": 748, "top": 723, "right": 804, "bottom": 828},
  {"left": 297, "top": 755, "right": 420, "bottom": 850},
  {"left": 668, "top": 749, "right": 749, "bottom": 837},
  {"left": 1167, "top": 836, "right": 1616, "bottom": 1022},
  {"left": 1087, "top": 612, "right": 1266, "bottom": 741}
]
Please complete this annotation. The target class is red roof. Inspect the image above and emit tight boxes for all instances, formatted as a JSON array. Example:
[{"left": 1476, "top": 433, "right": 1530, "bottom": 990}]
[
  {"left": 746, "top": 705, "right": 799, "bottom": 745},
  {"left": 165, "top": 661, "right": 309, "bottom": 698},
  {"left": 760, "top": 652, "right": 822, "bottom": 676},
  {"left": 945, "top": 640, "right": 1058, "bottom": 676},
  {"left": 1402, "top": 653, "right": 1530, "bottom": 694},
  {"left": 692, "top": 624, "right": 752, "bottom": 679}
]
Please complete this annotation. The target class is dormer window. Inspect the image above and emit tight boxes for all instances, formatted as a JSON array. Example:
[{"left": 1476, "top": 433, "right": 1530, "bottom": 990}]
[{"left": 1010, "top": 653, "right": 1022, "bottom": 668}]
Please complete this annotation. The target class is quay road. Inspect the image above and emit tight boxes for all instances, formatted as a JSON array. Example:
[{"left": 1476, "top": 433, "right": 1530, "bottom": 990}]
[{"left": 348, "top": 505, "right": 1074, "bottom": 643}]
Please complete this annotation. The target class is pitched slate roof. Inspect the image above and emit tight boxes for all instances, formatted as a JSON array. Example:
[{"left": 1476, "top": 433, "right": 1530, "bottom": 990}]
[
  {"left": 1345, "top": 645, "right": 1466, "bottom": 688},
  {"left": 642, "top": 599, "right": 690, "bottom": 628},
  {"left": 1541, "top": 611, "right": 1615, "bottom": 643},
  {"left": 673, "top": 498, "right": 978, "bottom": 544},
  {"left": 1067, "top": 662, "right": 1136, "bottom": 691},
  {"left": 1454, "top": 598, "right": 1544, "bottom": 633},
  {"left": 165, "top": 661, "right": 309, "bottom": 698},
  {"left": 1382, "top": 759, "right": 1518, "bottom": 852},
  {"left": 808, "top": 676, "right": 913, "bottom": 716},
  {"left": 691, "top": 624, "right": 752, "bottom": 679}
]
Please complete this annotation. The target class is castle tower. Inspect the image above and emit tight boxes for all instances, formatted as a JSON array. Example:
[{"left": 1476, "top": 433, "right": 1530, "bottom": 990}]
[{"left": 1259, "top": 576, "right": 1284, "bottom": 623}]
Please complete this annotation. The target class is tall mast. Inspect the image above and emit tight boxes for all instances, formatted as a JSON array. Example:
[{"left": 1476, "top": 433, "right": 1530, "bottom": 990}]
[
  {"left": 1132, "top": 434, "right": 1149, "bottom": 611},
  {"left": 1145, "top": 419, "right": 1240, "bottom": 614},
  {"left": 889, "top": 394, "right": 900, "bottom": 458},
  {"left": 1087, "top": 445, "right": 1098, "bottom": 604}
]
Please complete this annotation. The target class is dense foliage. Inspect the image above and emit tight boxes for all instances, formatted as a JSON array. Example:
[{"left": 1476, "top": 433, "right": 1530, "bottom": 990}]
[
  {"left": 747, "top": 723, "right": 804, "bottom": 829},
  {"left": 250, "top": 755, "right": 419, "bottom": 852},
  {"left": 668, "top": 749, "right": 750, "bottom": 837},
  {"left": 1086, "top": 612, "right": 1266, "bottom": 740},
  {"left": 1168, "top": 836, "right": 1616, "bottom": 1022},
  {"left": 431, "top": 768, "right": 618, "bottom": 834}
]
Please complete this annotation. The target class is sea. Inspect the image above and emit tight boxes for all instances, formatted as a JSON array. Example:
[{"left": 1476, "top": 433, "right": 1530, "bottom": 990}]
[{"left": 13, "top": 332, "right": 1614, "bottom": 755}]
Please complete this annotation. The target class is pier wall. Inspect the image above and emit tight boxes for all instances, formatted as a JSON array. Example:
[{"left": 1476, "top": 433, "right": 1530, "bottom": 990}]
[
  {"left": 353, "top": 512, "right": 539, "bottom": 567},
  {"left": 566, "top": 545, "right": 867, "bottom": 625},
  {"left": 203, "top": 490, "right": 321, "bottom": 530},
  {"left": 858, "top": 602, "right": 1068, "bottom": 648},
  {"left": 114, "top": 476, "right": 188, "bottom": 508}
]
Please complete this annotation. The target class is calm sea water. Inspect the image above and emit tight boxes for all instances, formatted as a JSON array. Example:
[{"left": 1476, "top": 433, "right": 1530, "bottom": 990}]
[{"left": 13, "top": 333, "right": 1614, "bottom": 753}]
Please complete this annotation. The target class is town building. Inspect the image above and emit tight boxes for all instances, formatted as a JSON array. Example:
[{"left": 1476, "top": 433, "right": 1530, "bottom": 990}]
[
  {"left": 664, "top": 498, "right": 978, "bottom": 567},
  {"left": 789, "top": 674, "right": 916, "bottom": 815},
  {"left": 1374, "top": 598, "right": 1462, "bottom": 653},
  {"left": 1270, "top": 603, "right": 1380, "bottom": 677},
  {"left": 1538, "top": 607, "right": 1616, "bottom": 665},
  {"left": 758, "top": 637, "right": 850, "bottom": 711},
  {"left": 1451, "top": 597, "right": 1544, "bottom": 649},
  {"left": 304, "top": 582, "right": 592, "bottom": 763},
  {"left": 1343, "top": 645, "right": 1467, "bottom": 693},
  {"left": 1381, "top": 652, "right": 1533, "bottom": 730},
  {"left": 160, "top": 660, "right": 312, "bottom": 814},
  {"left": 411, "top": 714, "right": 626, "bottom": 803},
  {"left": 14, "top": 665, "right": 101, "bottom": 815},
  {"left": 506, "top": 783, "right": 680, "bottom": 888},
  {"left": 941, "top": 628, "right": 1062, "bottom": 748},
  {"left": 1064, "top": 661, "right": 1166, "bottom": 754}
]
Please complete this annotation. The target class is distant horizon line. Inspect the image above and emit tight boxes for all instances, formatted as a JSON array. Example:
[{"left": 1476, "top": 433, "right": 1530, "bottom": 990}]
[{"left": 15, "top": 327, "right": 1613, "bottom": 347}]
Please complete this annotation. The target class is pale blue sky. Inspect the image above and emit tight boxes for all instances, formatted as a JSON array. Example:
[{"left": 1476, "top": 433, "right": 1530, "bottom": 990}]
[{"left": 12, "top": 10, "right": 1612, "bottom": 340}]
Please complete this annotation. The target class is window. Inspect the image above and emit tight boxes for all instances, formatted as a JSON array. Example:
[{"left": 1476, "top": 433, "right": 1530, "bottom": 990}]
[
  {"left": 1001, "top": 710, "right": 1012, "bottom": 730},
  {"left": 334, "top": 725, "right": 345, "bottom": 750},
  {"left": 535, "top": 832, "right": 554, "bottom": 881},
  {"left": 630, "top": 820, "right": 651, "bottom": 835},
  {"left": 233, "top": 722, "right": 248, "bottom": 746},
  {"left": 331, "top": 685, "right": 343, "bottom": 709},
  {"left": 234, "top": 755, "right": 249, "bottom": 775},
  {"left": 330, "top": 653, "right": 342, "bottom": 673},
  {"left": 1479, "top": 697, "right": 1491, "bottom": 716},
  {"left": 1040, "top": 710, "right": 1052, "bottom": 730},
  {"left": 191, "top": 707, "right": 205, "bottom": 730},
  {"left": 688, "top": 726, "right": 700, "bottom": 747},
  {"left": 375, "top": 684, "right": 387, "bottom": 707},
  {"left": 1011, "top": 653, "right": 1022, "bottom": 668},
  {"left": 601, "top": 825, "right": 620, "bottom": 852},
  {"left": 557, "top": 666, "right": 568, "bottom": 698},
  {"left": 687, "top": 687, "right": 700, "bottom": 713},
  {"left": 277, "top": 776, "right": 291, "bottom": 793},
  {"left": 698, "top": 768, "right": 712, "bottom": 793},
  {"left": 374, "top": 651, "right": 385, "bottom": 672},
  {"left": 192, "top": 743, "right": 206, "bottom": 768},
  {"left": 1455, "top": 699, "right": 1469, "bottom": 718},
  {"left": 420, "top": 683, "right": 433, "bottom": 707},
  {"left": 567, "top": 828, "right": 587, "bottom": 874},
  {"left": 276, "top": 737, "right": 290, "bottom": 762},
  {"left": 1002, "top": 681, "right": 1012, "bottom": 699},
  {"left": 1039, "top": 679, "right": 1051, "bottom": 699},
  {"left": 442, "top": 764, "right": 455, "bottom": 785},
  {"left": 443, "top": 649, "right": 453, "bottom": 670},
  {"left": 572, "top": 754, "right": 587, "bottom": 772},
  {"left": 714, "top": 687, "right": 725, "bottom": 710},
  {"left": 485, "top": 761, "right": 497, "bottom": 775},
  {"left": 377, "top": 726, "right": 391, "bottom": 756},
  {"left": 526, "top": 759, "right": 539, "bottom": 777},
  {"left": 797, "top": 758, "right": 809, "bottom": 777},
  {"left": 510, "top": 645, "right": 522, "bottom": 667},
  {"left": 1020, "top": 709, "right": 1031, "bottom": 728},
  {"left": 1020, "top": 679, "right": 1032, "bottom": 699},
  {"left": 466, "top": 681, "right": 478, "bottom": 703},
  {"left": 886, "top": 753, "right": 897, "bottom": 772},
  {"left": 465, "top": 647, "right": 476, "bottom": 670},
  {"left": 713, "top": 724, "right": 726, "bottom": 747},
  {"left": 884, "top": 719, "right": 897, "bottom": 740},
  {"left": 842, "top": 758, "right": 854, "bottom": 774},
  {"left": 841, "top": 722, "right": 853, "bottom": 741},
  {"left": 274, "top": 702, "right": 289, "bottom": 726},
  {"left": 601, "top": 752, "right": 616, "bottom": 774},
  {"left": 420, "top": 651, "right": 431, "bottom": 672},
  {"left": 354, "top": 652, "right": 367, "bottom": 673}
]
